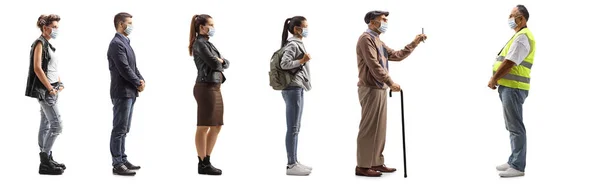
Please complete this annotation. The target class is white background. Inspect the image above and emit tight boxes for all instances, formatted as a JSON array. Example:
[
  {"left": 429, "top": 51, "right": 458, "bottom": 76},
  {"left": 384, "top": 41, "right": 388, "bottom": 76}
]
[{"left": 0, "top": 0, "right": 599, "bottom": 184}]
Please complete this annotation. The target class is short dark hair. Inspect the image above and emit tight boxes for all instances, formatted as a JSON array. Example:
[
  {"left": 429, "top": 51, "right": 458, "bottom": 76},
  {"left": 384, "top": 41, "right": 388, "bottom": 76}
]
[
  {"left": 37, "top": 14, "right": 61, "bottom": 32},
  {"left": 364, "top": 10, "right": 389, "bottom": 24},
  {"left": 516, "top": 5, "right": 529, "bottom": 21},
  {"left": 113, "top": 12, "right": 133, "bottom": 30}
]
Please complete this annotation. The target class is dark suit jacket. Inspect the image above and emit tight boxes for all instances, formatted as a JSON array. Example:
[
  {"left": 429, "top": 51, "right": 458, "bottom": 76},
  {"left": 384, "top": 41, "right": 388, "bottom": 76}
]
[{"left": 107, "top": 33, "right": 144, "bottom": 98}]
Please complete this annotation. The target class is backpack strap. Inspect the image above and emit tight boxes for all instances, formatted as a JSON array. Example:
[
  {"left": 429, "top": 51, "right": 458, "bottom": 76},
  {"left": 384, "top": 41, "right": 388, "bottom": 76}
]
[{"left": 282, "top": 40, "right": 306, "bottom": 74}]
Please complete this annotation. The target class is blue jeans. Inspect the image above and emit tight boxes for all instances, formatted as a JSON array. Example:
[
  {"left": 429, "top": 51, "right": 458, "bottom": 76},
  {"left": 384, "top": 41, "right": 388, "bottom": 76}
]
[
  {"left": 38, "top": 91, "right": 63, "bottom": 154},
  {"left": 110, "top": 97, "right": 136, "bottom": 167},
  {"left": 498, "top": 85, "right": 529, "bottom": 172},
  {"left": 282, "top": 87, "right": 304, "bottom": 165}
]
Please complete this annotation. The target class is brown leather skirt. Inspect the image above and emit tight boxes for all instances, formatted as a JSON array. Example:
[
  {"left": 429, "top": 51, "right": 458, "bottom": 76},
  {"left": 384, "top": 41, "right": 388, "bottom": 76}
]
[{"left": 193, "top": 82, "right": 224, "bottom": 126}]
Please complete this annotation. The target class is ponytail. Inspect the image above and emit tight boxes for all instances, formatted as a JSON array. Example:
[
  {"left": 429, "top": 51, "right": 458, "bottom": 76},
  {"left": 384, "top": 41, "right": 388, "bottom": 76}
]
[
  {"left": 189, "top": 15, "right": 199, "bottom": 56},
  {"left": 281, "top": 16, "right": 307, "bottom": 48},
  {"left": 188, "top": 14, "right": 213, "bottom": 56},
  {"left": 281, "top": 18, "right": 292, "bottom": 48}
]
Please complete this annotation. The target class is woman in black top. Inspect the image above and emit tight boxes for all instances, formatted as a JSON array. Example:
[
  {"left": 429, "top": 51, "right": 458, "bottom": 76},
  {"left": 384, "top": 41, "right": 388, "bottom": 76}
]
[
  {"left": 188, "top": 14, "right": 229, "bottom": 175},
  {"left": 25, "top": 14, "right": 66, "bottom": 175}
]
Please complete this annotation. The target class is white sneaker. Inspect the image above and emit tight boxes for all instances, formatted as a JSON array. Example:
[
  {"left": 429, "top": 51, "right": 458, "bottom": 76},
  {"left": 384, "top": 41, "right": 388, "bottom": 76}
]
[
  {"left": 286, "top": 164, "right": 311, "bottom": 176},
  {"left": 499, "top": 167, "right": 524, "bottom": 177},
  {"left": 297, "top": 162, "right": 312, "bottom": 171},
  {"left": 496, "top": 163, "right": 510, "bottom": 171}
]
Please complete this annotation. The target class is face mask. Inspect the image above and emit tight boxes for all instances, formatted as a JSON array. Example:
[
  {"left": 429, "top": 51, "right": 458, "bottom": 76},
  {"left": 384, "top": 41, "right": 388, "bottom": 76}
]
[
  {"left": 301, "top": 28, "right": 309, "bottom": 38},
  {"left": 378, "top": 21, "right": 388, "bottom": 33},
  {"left": 207, "top": 27, "right": 215, "bottom": 37},
  {"left": 508, "top": 18, "right": 517, "bottom": 29},
  {"left": 50, "top": 28, "right": 58, "bottom": 39},
  {"left": 124, "top": 24, "right": 133, "bottom": 35}
]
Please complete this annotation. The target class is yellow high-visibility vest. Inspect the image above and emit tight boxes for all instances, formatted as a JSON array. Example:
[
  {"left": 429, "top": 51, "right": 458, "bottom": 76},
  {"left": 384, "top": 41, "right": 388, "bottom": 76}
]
[{"left": 492, "top": 28, "right": 536, "bottom": 91}]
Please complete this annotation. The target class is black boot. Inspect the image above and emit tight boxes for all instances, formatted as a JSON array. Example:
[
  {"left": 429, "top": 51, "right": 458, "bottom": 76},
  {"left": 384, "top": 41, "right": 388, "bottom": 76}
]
[
  {"left": 48, "top": 151, "right": 66, "bottom": 170},
  {"left": 39, "top": 152, "right": 64, "bottom": 175},
  {"left": 198, "top": 156, "right": 222, "bottom": 175},
  {"left": 197, "top": 156, "right": 205, "bottom": 174}
]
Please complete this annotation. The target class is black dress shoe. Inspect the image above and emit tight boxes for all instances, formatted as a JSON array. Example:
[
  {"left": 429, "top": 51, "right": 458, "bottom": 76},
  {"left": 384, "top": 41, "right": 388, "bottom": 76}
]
[
  {"left": 113, "top": 164, "right": 136, "bottom": 176},
  {"left": 124, "top": 161, "right": 141, "bottom": 170}
]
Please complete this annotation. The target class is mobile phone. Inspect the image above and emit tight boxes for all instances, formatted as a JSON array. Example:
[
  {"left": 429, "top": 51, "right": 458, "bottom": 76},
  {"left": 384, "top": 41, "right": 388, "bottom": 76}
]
[{"left": 421, "top": 28, "right": 425, "bottom": 43}]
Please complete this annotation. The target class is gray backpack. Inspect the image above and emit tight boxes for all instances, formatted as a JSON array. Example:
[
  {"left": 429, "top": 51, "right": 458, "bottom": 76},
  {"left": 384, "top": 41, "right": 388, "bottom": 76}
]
[{"left": 268, "top": 40, "right": 305, "bottom": 90}]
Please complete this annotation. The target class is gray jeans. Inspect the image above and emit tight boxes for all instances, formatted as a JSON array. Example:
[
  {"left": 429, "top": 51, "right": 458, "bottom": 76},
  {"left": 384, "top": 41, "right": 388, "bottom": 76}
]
[
  {"left": 498, "top": 85, "right": 528, "bottom": 172},
  {"left": 38, "top": 89, "right": 63, "bottom": 154}
]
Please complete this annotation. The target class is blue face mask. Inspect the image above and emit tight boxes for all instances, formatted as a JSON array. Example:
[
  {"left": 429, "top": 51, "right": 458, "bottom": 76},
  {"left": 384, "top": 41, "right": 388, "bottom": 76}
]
[
  {"left": 378, "top": 21, "right": 388, "bottom": 33},
  {"left": 50, "top": 28, "right": 58, "bottom": 39},
  {"left": 124, "top": 24, "right": 133, "bottom": 35},
  {"left": 508, "top": 18, "right": 517, "bottom": 29},
  {"left": 208, "top": 27, "right": 215, "bottom": 37},
  {"left": 301, "top": 28, "right": 309, "bottom": 38}
]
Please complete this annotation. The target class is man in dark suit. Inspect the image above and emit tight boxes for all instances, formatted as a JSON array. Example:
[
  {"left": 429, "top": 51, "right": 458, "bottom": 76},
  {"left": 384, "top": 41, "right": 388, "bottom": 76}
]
[{"left": 107, "top": 12, "right": 144, "bottom": 176}]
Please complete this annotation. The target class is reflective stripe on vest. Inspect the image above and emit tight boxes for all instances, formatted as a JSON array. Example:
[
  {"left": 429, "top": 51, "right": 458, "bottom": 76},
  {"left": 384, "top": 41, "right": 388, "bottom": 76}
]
[{"left": 495, "top": 56, "right": 533, "bottom": 69}]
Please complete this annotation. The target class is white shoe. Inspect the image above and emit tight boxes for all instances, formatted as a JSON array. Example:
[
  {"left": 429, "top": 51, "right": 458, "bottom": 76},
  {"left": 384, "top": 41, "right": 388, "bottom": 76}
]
[
  {"left": 286, "top": 164, "right": 311, "bottom": 176},
  {"left": 496, "top": 163, "right": 510, "bottom": 171},
  {"left": 499, "top": 167, "right": 524, "bottom": 177},
  {"left": 297, "top": 162, "right": 312, "bottom": 171}
]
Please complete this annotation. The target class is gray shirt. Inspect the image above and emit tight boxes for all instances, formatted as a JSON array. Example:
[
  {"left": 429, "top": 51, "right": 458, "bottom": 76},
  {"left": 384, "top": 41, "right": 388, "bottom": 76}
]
[
  {"left": 46, "top": 46, "right": 59, "bottom": 83},
  {"left": 505, "top": 34, "right": 531, "bottom": 65},
  {"left": 280, "top": 36, "right": 312, "bottom": 91}
]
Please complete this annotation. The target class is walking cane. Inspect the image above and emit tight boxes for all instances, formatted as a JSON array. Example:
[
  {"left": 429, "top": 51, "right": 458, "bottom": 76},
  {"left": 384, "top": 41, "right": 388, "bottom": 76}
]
[{"left": 389, "top": 89, "right": 407, "bottom": 178}]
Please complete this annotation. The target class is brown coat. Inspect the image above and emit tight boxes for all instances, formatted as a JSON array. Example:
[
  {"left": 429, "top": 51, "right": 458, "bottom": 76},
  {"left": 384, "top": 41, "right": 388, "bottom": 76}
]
[{"left": 356, "top": 29, "right": 417, "bottom": 89}]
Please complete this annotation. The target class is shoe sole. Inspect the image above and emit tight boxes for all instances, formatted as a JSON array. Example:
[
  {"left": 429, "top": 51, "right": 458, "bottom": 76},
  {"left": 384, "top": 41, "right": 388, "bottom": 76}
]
[
  {"left": 499, "top": 174, "right": 524, "bottom": 178},
  {"left": 355, "top": 172, "right": 382, "bottom": 177},
  {"left": 199, "top": 171, "right": 222, "bottom": 175},
  {"left": 286, "top": 173, "right": 311, "bottom": 176},
  {"left": 113, "top": 173, "right": 136, "bottom": 176},
  {"left": 39, "top": 172, "right": 63, "bottom": 175},
  {"left": 199, "top": 173, "right": 222, "bottom": 175},
  {"left": 39, "top": 167, "right": 64, "bottom": 175},
  {"left": 112, "top": 171, "right": 136, "bottom": 176},
  {"left": 375, "top": 170, "right": 397, "bottom": 173}
]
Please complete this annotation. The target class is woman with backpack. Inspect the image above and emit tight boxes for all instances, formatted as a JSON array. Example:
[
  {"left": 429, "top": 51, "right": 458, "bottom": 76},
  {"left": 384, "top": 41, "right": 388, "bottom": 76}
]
[
  {"left": 25, "top": 14, "right": 66, "bottom": 175},
  {"left": 279, "top": 16, "right": 313, "bottom": 176},
  {"left": 188, "top": 14, "right": 230, "bottom": 175}
]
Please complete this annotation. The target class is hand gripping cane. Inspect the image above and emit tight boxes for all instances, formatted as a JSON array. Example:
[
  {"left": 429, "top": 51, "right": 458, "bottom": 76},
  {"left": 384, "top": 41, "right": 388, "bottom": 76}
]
[{"left": 389, "top": 89, "right": 407, "bottom": 178}]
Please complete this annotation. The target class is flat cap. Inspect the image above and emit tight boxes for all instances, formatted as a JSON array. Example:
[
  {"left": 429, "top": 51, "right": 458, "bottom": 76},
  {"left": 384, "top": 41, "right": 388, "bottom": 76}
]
[{"left": 364, "top": 10, "right": 389, "bottom": 24}]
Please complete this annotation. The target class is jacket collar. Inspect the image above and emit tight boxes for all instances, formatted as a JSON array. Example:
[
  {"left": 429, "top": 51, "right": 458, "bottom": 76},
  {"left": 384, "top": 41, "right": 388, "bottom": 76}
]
[
  {"left": 366, "top": 29, "right": 380, "bottom": 38},
  {"left": 115, "top": 32, "right": 130, "bottom": 44},
  {"left": 288, "top": 36, "right": 303, "bottom": 43}
]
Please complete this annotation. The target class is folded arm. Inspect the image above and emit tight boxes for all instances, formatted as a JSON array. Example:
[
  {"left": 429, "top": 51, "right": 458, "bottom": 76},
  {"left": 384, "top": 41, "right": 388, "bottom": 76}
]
[{"left": 194, "top": 41, "right": 224, "bottom": 71}]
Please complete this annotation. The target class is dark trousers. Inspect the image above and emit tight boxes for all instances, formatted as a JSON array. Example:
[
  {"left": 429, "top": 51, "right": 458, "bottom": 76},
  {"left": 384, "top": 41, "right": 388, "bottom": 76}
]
[{"left": 110, "top": 97, "right": 136, "bottom": 167}]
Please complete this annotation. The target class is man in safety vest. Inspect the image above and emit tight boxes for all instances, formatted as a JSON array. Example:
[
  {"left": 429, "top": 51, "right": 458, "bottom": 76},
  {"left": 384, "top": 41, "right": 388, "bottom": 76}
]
[{"left": 488, "top": 4, "right": 535, "bottom": 178}]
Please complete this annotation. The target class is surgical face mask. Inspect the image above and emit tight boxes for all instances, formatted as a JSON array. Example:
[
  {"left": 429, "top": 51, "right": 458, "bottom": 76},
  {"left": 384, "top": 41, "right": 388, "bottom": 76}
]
[
  {"left": 207, "top": 27, "right": 215, "bottom": 37},
  {"left": 301, "top": 28, "right": 309, "bottom": 37},
  {"left": 378, "top": 21, "right": 388, "bottom": 33},
  {"left": 508, "top": 18, "right": 517, "bottom": 29},
  {"left": 124, "top": 24, "right": 133, "bottom": 35},
  {"left": 50, "top": 28, "right": 58, "bottom": 39}
]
